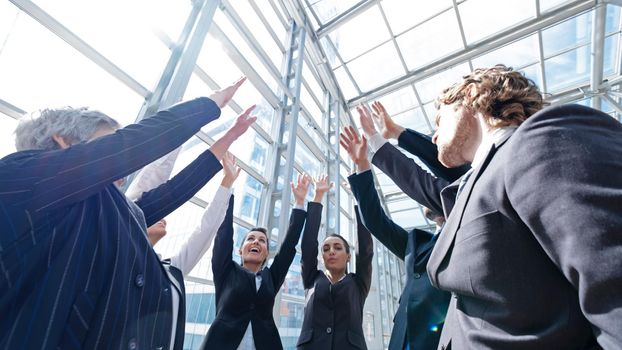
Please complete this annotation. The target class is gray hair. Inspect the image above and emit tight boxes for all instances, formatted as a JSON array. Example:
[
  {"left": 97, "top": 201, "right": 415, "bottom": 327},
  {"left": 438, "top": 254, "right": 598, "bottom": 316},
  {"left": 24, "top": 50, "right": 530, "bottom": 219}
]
[{"left": 15, "top": 107, "right": 120, "bottom": 151}]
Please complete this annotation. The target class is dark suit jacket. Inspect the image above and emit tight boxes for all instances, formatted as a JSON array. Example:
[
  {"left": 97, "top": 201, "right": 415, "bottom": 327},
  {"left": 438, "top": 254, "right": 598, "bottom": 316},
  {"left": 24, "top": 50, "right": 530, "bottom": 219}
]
[
  {"left": 0, "top": 98, "right": 221, "bottom": 349},
  {"left": 424, "top": 104, "right": 622, "bottom": 349},
  {"left": 202, "top": 196, "right": 306, "bottom": 350},
  {"left": 297, "top": 202, "right": 373, "bottom": 350},
  {"left": 349, "top": 170, "right": 450, "bottom": 350}
]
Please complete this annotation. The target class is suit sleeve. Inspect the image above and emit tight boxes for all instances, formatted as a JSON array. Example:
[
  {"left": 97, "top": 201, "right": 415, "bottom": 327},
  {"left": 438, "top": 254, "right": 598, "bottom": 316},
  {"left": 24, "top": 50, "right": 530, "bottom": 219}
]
[
  {"left": 353, "top": 206, "right": 374, "bottom": 298},
  {"left": 269, "top": 208, "right": 307, "bottom": 290},
  {"left": 506, "top": 105, "right": 622, "bottom": 348},
  {"left": 398, "top": 128, "right": 470, "bottom": 183},
  {"left": 300, "top": 202, "right": 322, "bottom": 289},
  {"left": 372, "top": 142, "right": 448, "bottom": 216},
  {"left": 348, "top": 170, "right": 407, "bottom": 260},
  {"left": 135, "top": 149, "right": 222, "bottom": 226},
  {"left": 0, "top": 97, "right": 220, "bottom": 213},
  {"left": 211, "top": 195, "right": 235, "bottom": 285}
]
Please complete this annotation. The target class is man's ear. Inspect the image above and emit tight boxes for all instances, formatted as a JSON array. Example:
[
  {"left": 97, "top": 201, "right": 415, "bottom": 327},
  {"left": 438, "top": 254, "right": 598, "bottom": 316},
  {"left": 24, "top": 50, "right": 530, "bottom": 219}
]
[{"left": 51, "top": 134, "right": 71, "bottom": 149}]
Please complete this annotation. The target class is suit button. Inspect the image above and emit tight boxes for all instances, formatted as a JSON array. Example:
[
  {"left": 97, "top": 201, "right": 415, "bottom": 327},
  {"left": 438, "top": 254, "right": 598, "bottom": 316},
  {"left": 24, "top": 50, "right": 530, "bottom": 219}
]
[
  {"left": 128, "top": 338, "right": 137, "bottom": 350},
  {"left": 414, "top": 273, "right": 421, "bottom": 279},
  {"left": 134, "top": 274, "right": 144, "bottom": 287},
  {"left": 163, "top": 287, "right": 169, "bottom": 294},
  {"left": 326, "top": 327, "right": 332, "bottom": 334}
]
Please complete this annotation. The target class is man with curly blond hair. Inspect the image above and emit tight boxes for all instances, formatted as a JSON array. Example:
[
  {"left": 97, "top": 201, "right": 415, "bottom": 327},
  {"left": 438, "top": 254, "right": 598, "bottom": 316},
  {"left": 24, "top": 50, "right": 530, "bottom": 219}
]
[
  {"left": 423, "top": 64, "right": 622, "bottom": 349},
  {"left": 360, "top": 64, "right": 621, "bottom": 349}
]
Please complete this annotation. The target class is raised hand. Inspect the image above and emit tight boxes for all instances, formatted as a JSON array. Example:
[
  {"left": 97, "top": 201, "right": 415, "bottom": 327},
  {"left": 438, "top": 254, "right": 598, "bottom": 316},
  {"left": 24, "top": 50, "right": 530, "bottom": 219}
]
[
  {"left": 339, "top": 126, "right": 370, "bottom": 172},
  {"left": 208, "top": 105, "right": 257, "bottom": 161},
  {"left": 312, "top": 175, "right": 334, "bottom": 203},
  {"left": 371, "top": 101, "right": 404, "bottom": 140},
  {"left": 356, "top": 105, "right": 378, "bottom": 137},
  {"left": 291, "top": 173, "right": 311, "bottom": 206},
  {"left": 209, "top": 77, "right": 246, "bottom": 108},
  {"left": 227, "top": 105, "right": 257, "bottom": 139},
  {"left": 221, "top": 152, "right": 241, "bottom": 188}
]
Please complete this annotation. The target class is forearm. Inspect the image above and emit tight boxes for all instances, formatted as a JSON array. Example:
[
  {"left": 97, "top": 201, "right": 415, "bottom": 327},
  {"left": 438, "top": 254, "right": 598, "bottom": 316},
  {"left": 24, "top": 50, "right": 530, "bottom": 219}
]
[
  {"left": 136, "top": 149, "right": 222, "bottom": 226},
  {"left": 208, "top": 130, "right": 238, "bottom": 161},
  {"left": 301, "top": 202, "right": 322, "bottom": 288},
  {"left": 170, "top": 186, "right": 233, "bottom": 275},
  {"left": 211, "top": 196, "right": 235, "bottom": 280}
]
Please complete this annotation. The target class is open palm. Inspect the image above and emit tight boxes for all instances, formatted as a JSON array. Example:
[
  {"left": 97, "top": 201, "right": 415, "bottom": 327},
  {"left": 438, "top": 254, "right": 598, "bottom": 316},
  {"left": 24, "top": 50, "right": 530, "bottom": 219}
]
[{"left": 339, "top": 126, "right": 368, "bottom": 167}]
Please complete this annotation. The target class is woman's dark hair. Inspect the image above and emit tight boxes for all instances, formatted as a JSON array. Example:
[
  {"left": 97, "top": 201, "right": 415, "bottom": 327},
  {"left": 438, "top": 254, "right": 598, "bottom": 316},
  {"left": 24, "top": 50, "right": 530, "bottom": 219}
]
[
  {"left": 241, "top": 227, "right": 269, "bottom": 267},
  {"left": 325, "top": 233, "right": 350, "bottom": 254}
]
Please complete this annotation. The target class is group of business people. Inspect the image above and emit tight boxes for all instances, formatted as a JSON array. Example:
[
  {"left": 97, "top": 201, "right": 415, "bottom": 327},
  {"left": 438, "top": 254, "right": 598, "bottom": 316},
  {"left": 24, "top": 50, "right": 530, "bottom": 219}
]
[{"left": 1, "top": 62, "right": 621, "bottom": 350}]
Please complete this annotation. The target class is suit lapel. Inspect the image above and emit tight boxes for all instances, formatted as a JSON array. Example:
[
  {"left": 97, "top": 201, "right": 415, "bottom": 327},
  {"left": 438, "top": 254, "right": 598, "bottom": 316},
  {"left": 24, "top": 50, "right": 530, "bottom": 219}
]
[
  {"left": 427, "top": 143, "right": 496, "bottom": 287},
  {"left": 428, "top": 130, "right": 515, "bottom": 287}
]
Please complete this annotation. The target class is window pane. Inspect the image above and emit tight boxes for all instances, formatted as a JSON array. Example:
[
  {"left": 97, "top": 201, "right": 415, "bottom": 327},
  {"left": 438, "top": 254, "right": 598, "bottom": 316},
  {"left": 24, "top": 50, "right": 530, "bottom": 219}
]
[
  {"left": 415, "top": 63, "right": 471, "bottom": 103},
  {"left": 328, "top": 6, "right": 391, "bottom": 63},
  {"left": 33, "top": 0, "right": 187, "bottom": 90},
  {"left": 347, "top": 42, "right": 405, "bottom": 93},
  {"left": 545, "top": 45, "right": 591, "bottom": 92},
  {"left": 333, "top": 66, "right": 358, "bottom": 100},
  {"left": 459, "top": 0, "right": 536, "bottom": 44},
  {"left": 397, "top": 10, "right": 464, "bottom": 71},
  {"left": 377, "top": 86, "right": 418, "bottom": 116},
  {"left": 0, "top": 9, "right": 143, "bottom": 126},
  {"left": 542, "top": 12, "right": 592, "bottom": 57},
  {"left": 392, "top": 107, "right": 431, "bottom": 134},
  {"left": 381, "top": 0, "right": 453, "bottom": 35},
  {"left": 311, "top": 0, "right": 366, "bottom": 24},
  {"left": 472, "top": 34, "right": 540, "bottom": 70}
]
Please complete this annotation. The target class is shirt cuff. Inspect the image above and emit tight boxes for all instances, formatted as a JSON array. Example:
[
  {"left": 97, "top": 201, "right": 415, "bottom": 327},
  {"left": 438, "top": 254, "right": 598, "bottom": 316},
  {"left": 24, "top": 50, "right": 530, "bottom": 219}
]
[
  {"left": 368, "top": 133, "right": 388, "bottom": 153},
  {"left": 356, "top": 168, "right": 372, "bottom": 175},
  {"left": 294, "top": 202, "right": 306, "bottom": 210}
]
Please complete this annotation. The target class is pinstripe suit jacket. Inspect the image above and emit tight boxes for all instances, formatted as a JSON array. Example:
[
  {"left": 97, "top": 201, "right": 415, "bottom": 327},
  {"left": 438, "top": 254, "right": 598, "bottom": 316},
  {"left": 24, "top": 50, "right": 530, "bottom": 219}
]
[{"left": 0, "top": 98, "right": 221, "bottom": 349}]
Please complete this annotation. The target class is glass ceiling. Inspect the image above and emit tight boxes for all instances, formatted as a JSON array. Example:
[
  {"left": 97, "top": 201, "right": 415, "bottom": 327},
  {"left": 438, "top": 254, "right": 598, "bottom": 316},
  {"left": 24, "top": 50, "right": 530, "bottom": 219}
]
[{"left": 303, "top": 0, "right": 622, "bottom": 229}]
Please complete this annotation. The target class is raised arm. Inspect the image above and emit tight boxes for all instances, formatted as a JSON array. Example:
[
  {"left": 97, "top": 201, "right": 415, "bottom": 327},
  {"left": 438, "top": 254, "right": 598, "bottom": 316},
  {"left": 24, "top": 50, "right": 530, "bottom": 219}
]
[
  {"left": 135, "top": 107, "right": 256, "bottom": 226},
  {"left": 170, "top": 153, "right": 240, "bottom": 275},
  {"left": 124, "top": 147, "right": 182, "bottom": 201},
  {"left": 371, "top": 101, "right": 469, "bottom": 183},
  {"left": 353, "top": 206, "right": 373, "bottom": 298},
  {"left": 348, "top": 170, "right": 408, "bottom": 259},
  {"left": 211, "top": 195, "right": 235, "bottom": 285},
  {"left": 506, "top": 106, "right": 622, "bottom": 347},
  {"left": 1, "top": 98, "right": 220, "bottom": 213},
  {"left": 269, "top": 174, "right": 310, "bottom": 290}
]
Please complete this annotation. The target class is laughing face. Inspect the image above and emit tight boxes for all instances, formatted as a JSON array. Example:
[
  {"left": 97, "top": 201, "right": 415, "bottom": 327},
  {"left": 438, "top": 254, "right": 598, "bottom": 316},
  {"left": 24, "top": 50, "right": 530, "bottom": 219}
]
[{"left": 240, "top": 230, "right": 269, "bottom": 267}]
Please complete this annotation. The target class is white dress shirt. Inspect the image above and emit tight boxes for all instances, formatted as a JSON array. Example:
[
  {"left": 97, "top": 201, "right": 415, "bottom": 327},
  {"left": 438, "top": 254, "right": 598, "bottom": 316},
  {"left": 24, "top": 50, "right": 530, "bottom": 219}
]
[{"left": 125, "top": 148, "right": 232, "bottom": 350}]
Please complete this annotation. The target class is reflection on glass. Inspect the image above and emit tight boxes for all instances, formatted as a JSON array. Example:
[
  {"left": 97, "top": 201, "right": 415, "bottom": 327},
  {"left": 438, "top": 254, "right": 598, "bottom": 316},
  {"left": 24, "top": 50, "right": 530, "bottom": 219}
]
[
  {"left": 542, "top": 12, "right": 591, "bottom": 57},
  {"left": 545, "top": 45, "right": 591, "bottom": 92},
  {"left": 294, "top": 138, "right": 321, "bottom": 177},
  {"left": 282, "top": 253, "right": 304, "bottom": 297}
]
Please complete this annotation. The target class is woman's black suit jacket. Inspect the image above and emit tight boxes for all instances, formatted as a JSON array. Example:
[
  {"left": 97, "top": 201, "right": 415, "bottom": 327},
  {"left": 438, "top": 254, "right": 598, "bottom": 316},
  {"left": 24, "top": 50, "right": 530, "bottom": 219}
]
[
  {"left": 201, "top": 196, "right": 306, "bottom": 350},
  {"left": 297, "top": 202, "right": 373, "bottom": 349}
]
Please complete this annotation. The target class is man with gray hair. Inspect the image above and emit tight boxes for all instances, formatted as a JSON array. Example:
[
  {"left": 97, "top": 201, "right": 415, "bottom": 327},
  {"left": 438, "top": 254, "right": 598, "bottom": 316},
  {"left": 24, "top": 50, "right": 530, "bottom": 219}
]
[{"left": 0, "top": 78, "right": 255, "bottom": 349}]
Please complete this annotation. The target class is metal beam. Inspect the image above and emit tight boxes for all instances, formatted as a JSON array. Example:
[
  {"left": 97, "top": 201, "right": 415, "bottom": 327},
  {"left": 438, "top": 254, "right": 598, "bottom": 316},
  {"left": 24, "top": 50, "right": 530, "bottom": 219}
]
[
  {"left": 602, "top": 93, "right": 622, "bottom": 115},
  {"left": 316, "top": 0, "right": 378, "bottom": 39},
  {"left": 0, "top": 98, "right": 25, "bottom": 119},
  {"left": 605, "top": 0, "right": 622, "bottom": 5},
  {"left": 347, "top": 0, "right": 596, "bottom": 107},
  {"left": 590, "top": 2, "right": 607, "bottom": 109},
  {"left": 9, "top": 0, "right": 149, "bottom": 98}
]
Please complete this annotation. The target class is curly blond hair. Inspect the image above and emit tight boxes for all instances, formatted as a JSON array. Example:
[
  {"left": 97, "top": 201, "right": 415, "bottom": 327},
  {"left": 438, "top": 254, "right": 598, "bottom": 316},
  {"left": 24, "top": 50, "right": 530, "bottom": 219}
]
[{"left": 437, "top": 65, "right": 547, "bottom": 128}]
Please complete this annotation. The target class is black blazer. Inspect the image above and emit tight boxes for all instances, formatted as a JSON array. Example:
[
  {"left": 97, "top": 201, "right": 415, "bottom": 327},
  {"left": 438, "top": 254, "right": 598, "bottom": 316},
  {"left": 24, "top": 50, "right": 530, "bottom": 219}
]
[
  {"left": 426, "top": 105, "right": 622, "bottom": 349},
  {"left": 349, "top": 170, "right": 450, "bottom": 350},
  {"left": 297, "top": 202, "right": 373, "bottom": 350},
  {"left": 0, "top": 98, "right": 221, "bottom": 349},
  {"left": 201, "top": 196, "right": 306, "bottom": 350}
]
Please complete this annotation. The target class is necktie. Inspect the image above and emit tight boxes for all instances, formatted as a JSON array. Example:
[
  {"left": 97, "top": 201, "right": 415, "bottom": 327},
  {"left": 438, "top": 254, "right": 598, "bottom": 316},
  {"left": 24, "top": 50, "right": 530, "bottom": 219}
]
[{"left": 456, "top": 168, "right": 474, "bottom": 199}]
